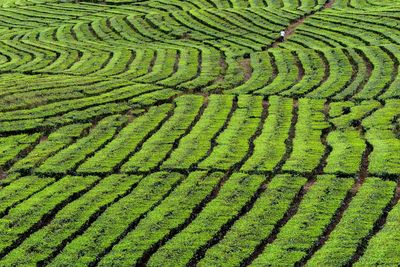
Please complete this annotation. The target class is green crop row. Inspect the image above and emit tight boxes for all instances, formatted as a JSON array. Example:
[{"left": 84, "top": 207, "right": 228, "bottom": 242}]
[
  {"left": 0, "top": 74, "right": 101, "bottom": 98},
  {"left": 281, "top": 49, "right": 325, "bottom": 97},
  {"left": 0, "top": 3, "right": 89, "bottom": 21},
  {"left": 228, "top": 52, "right": 273, "bottom": 94},
  {"left": 170, "top": 10, "right": 248, "bottom": 52},
  {"left": 242, "top": 96, "right": 292, "bottom": 172},
  {"left": 0, "top": 41, "right": 34, "bottom": 71},
  {"left": 356, "top": 192, "right": 400, "bottom": 265},
  {"left": 325, "top": 129, "right": 366, "bottom": 175},
  {"left": 37, "top": 115, "right": 126, "bottom": 174},
  {"left": 91, "top": 49, "right": 135, "bottom": 77},
  {"left": 0, "top": 83, "right": 162, "bottom": 121},
  {"left": 162, "top": 95, "right": 233, "bottom": 170},
  {"left": 0, "top": 176, "right": 54, "bottom": 215},
  {"left": 0, "top": 174, "right": 142, "bottom": 266},
  {"left": 355, "top": 46, "right": 394, "bottom": 99},
  {"left": 178, "top": 47, "right": 222, "bottom": 91},
  {"left": 11, "top": 124, "right": 90, "bottom": 172},
  {"left": 228, "top": 8, "right": 284, "bottom": 36},
  {"left": 136, "top": 49, "right": 177, "bottom": 83},
  {"left": 100, "top": 16, "right": 149, "bottom": 45},
  {"left": 254, "top": 49, "right": 298, "bottom": 95},
  {"left": 322, "top": 10, "right": 400, "bottom": 41},
  {"left": 366, "top": 130, "right": 400, "bottom": 176},
  {"left": 121, "top": 95, "right": 203, "bottom": 172},
  {"left": 43, "top": 102, "right": 134, "bottom": 128},
  {"left": 380, "top": 45, "right": 400, "bottom": 99},
  {"left": 145, "top": 173, "right": 265, "bottom": 266},
  {"left": 128, "top": 89, "right": 180, "bottom": 107},
  {"left": 49, "top": 172, "right": 184, "bottom": 266},
  {"left": 0, "top": 133, "right": 41, "bottom": 168},
  {"left": 363, "top": 99, "right": 399, "bottom": 130},
  {"left": 188, "top": 9, "right": 264, "bottom": 50},
  {"left": 0, "top": 175, "right": 99, "bottom": 254},
  {"left": 0, "top": 79, "right": 129, "bottom": 112},
  {"left": 316, "top": 12, "right": 400, "bottom": 46},
  {"left": 308, "top": 48, "right": 353, "bottom": 98},
  {"left": 287, "top": 29, "right": 343, "bottom": 50},
  {"left": 199, "top": 174, "right": 307, "bottom": 266},
  {"left": 204, "top": 55, "right": 248, "bottom": 93},
  {"left": 283, "top": 98, "right": 329, "bottom": 173},
  {"left": 0, "top": 88, "right": 175, "bottom": 134},
  {"left": 97, "top": 171, "right": 224, "bottom": 266},
  {"left": 291, "top": 13, "right": 394, "bottom": 50},
  {"left": 328, "top": 101, "right": 354, "bottom": 118},
  {"left": 363, "top": 100, "right": 400, "bottom": 176},
  {"left": 251, "top": 175, "right": 354, "bottom": 266},
  {"left": 10, "top": 40, "right": 57, "bottom": 73},
  {"left": 206, "top": 9, "right": 275, "bottom": 41},
  {"left": 308, "top": 177, "right": 396, "bottom": 266},
  {"left": 158, "top": 48, "right": 199, "bottom": 87},
  {"left": 333, "top": 0, "right": 398, "bottom": 9},
  {"left": 40, "top": 47, "right": 82, "bottom": 73},
  {"left": 330, "top": 100, "right": 381, "bottom": 129},
  {"left": 199, "top": 95, "right": 263, "bottom": 170},
  {"left": 78, "top": 104, "right": 172, "bottom": 174},
  {"left": 65, "top": 51, "right": 112, "bottom": 76}
]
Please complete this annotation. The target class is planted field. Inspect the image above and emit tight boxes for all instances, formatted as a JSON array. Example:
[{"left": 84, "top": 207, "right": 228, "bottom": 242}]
[{"left": 0, "top": 0, "right": 399, "bottom": 265}]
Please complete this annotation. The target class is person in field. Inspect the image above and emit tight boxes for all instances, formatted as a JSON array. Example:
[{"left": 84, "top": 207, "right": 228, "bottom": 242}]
[{"left": 280, "top": 30, "right": 286, "bottom": 41}]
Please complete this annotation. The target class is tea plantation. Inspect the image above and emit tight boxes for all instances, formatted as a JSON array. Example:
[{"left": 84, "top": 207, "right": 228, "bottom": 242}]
[{"left": 0, "top": 0, "right": 399, "bottom": 265}]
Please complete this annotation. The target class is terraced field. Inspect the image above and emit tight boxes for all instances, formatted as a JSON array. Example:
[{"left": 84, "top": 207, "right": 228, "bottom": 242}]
[{"left": 0, "top": 0, "right": 399, "bottom": 265}]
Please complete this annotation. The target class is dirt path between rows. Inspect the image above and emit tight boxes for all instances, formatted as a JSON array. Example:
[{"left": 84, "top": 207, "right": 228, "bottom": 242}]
[{"left": 271, "top": 0, "right": 336, "bottom": 48}]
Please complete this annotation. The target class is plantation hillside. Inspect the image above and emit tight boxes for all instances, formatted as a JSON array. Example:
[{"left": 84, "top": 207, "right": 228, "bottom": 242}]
[{"left": 0, "top": 0, "right": 399, "bottom": 265}]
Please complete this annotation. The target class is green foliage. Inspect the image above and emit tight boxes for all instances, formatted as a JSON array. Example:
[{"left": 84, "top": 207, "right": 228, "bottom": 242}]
[
  {"left": 251, "top": 175, "right": 353, "bottom": 266},
  {"left": 0, "top": 0, "right": 399, "bottom": 265},
  {"left": 49, "top": 172, "right": 183, "bottom": 266},
  {"left": 366, "top": 129, "right": 400, "bottom": 176},
  {"left": 0, "top": 176, "right": 54, "bottom": 215},
  {"left": 254, "top": 49, "right": 298, "bottom": 95},
  {"left": 356, "top": 198, "right": 400, "bottom": 265},
  {"left": 329, "top": 101, "right": 354, "bottom": 118},
  {"left": 11, "top": 124, "right": 90, "bottom": 172},
  {"left": 78, "top": 104, "right": 172, "bottom": 173},
  {"left": 0, "top": 84, "right": 162, "bottom": 122},
  {"left": 162, "top": 95, "right": 233, "bottom": 169},
  {"left": 179, "top": 48, "right": 222, "bottom": 91},
  {"left": 199, "top": 174, "right": 306, "bottom": 266},
  {"left": 37, "top": 115, "right": 126, "bottom": 174},
  {"left": 158, "top": 49, "right": 199, "bottom": 87},
  {"left": 308, "top": 48, "right": 353, "bottom": 98},
  {"left": 355, "top": 46, "right": 393, "bottom": 99},
  {"left": 0, "top": 175, "right": 99, "bottom": 253},
  {"left": 332, "top": 49, "right": 368, "bottom": 100},
  {"left": 283, "top": 98, "right": 329, "bottom": 173},
  {"left": 98, "top": 171, "right": 223, "bottom": 266},
  {"left": 242, "top": 96, "right": 292, "bottom": 172},
  {"left": 0, "top": 174, "right": 141, "bottom": 266},
  {"left": 325, "top": 129, "right": 366, "bottom": 174},
  {"left": 199, "top": 95, "right": 263, "bottom": 170},
  {"left": 228, "top": 52, "right": 273, "bottom": 94},
  {"left": 330, "top": 100, "right": 381, "bottom": 129},
  {"left": 363, "top": 100, "right": 400, "bottom": 176},
  {"left": 0, "top": 134, "right": 41, "bottom": 168},
  {"left": 121, "top": 95, "right": 203, "bottom": 172},
  {"left": 281, "top": 49, "right": 324, "bottom": 97},
  {"left": 147, "top": 173, "right": 265, "bottom": 266},
  {"left": 307, "top": 178, "right": 396, "bottom": 266}
]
